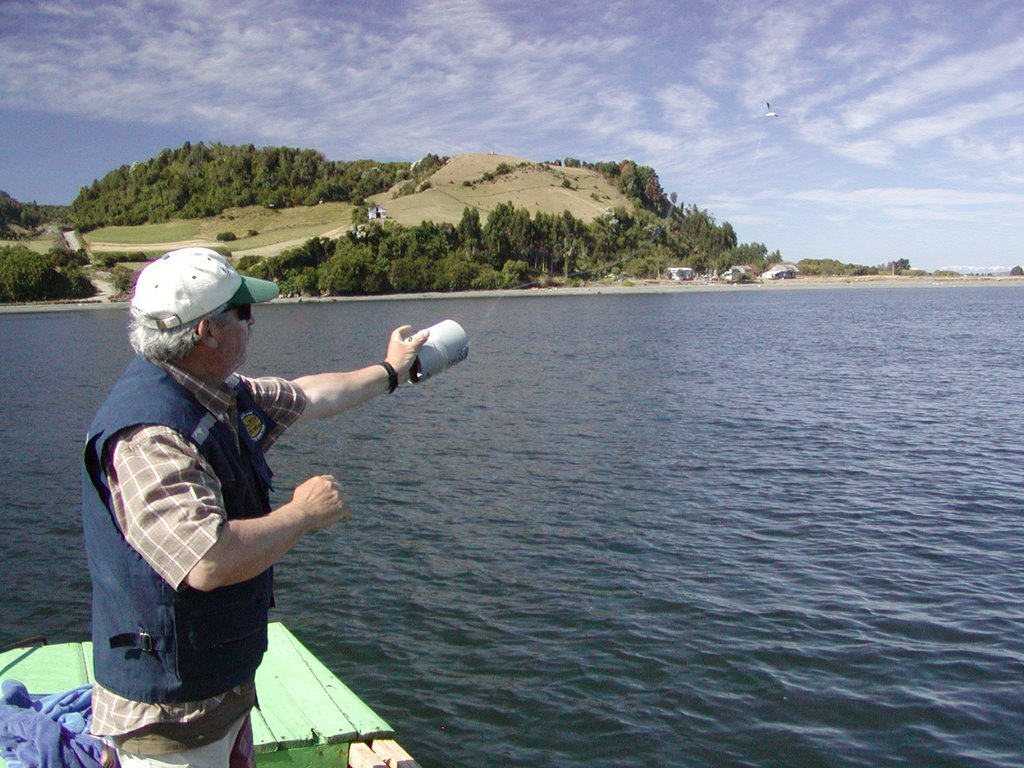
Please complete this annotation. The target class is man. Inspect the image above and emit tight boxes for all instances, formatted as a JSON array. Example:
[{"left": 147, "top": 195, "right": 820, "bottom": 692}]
[{"left": 81, "top": 247, "right": 427, "bottom": 768}]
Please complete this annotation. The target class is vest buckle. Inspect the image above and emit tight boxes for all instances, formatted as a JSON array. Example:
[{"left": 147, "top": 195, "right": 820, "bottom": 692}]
[{"left": 108, "top": 630, "right": 157, "bottom": 653}]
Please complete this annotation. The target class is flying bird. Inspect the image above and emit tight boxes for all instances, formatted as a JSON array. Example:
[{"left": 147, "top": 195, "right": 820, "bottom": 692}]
[{"left": 765, "top": 102, "right": 778, "bottom": 117}]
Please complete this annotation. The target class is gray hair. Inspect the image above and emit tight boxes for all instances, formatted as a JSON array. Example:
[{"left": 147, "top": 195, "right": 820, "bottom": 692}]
[{"left": 128, "top": 304, "right": 230, "bottom": 363}]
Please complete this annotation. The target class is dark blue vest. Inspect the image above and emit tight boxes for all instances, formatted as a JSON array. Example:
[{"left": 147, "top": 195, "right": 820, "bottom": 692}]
[{"left": 82, "top": 356, "right": 277, "bottom": 703}]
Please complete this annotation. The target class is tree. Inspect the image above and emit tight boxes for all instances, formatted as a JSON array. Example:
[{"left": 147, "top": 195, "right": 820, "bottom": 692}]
[
  {"left": 434, "top": 252, "right": 484, "bottom": 292},
  {"left": 0, "top": 246, "right": 94, "bottom": 302},
  {"left": 626, "top": 247, "right": 670, "bottom": 279},
  {"left": 482, "top": 202, "right": 520, "bottom": 269},
  {"left": 110, "top": 264, "right": 137, "bottom": 296},
  {"left": 591, "top": 206, "right": 639, "bottom": 268},
  {"left": 725, "top": 242, "right": 770, "bottom": 273},
  {"left": 319, "top": 241, "right": 389, "bottom": 294},
  {"left": 501, "top": 260, "right": 530, "bottom": 288},
  {"left": 457, "top": 207, "right": 483, "bottom": 258}
]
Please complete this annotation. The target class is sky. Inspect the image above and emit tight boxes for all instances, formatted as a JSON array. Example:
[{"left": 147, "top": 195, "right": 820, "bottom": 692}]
[{"left": 2, "top": 0, "right": 1023, "bottom": 273}]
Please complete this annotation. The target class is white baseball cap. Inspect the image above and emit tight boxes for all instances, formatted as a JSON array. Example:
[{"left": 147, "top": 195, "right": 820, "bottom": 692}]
[{"left": 131, "top": 247, "right": 279, "bottom": 329}]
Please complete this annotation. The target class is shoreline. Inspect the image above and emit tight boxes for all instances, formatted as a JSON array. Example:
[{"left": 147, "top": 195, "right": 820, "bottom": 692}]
[{"left": 2, "top": 274, "right": 1023, "bottom": 316}]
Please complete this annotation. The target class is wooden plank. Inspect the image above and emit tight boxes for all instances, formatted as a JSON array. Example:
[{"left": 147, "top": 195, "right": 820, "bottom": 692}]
[
  {"left": 0, "top": 640, "right": 91, "bottom": 692},
  {"left": 262, "top": 624, "right": 394, "bottom": 741},
  {"left": 252, "top": 741, "right": 350, "bottom": 768},
  {"left": 347, "top": 742, "right": 388, "bottom": 768},
  {"left": 347, "top": 741, "right": 422, "bottom": 768},
  {"left": 248, "top": 704, "right": 285, "bottom": 755},
  {"left": 253, "top": 624, "right": 361, "bottom": 749},
  {"left": 366, "top": 739, "right": 423, "bottom": 768}
]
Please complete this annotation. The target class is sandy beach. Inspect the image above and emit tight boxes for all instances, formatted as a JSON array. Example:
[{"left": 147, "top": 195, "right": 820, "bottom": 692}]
[{"left": 2, "top": 274, "right": 1022, "bottom": 316}]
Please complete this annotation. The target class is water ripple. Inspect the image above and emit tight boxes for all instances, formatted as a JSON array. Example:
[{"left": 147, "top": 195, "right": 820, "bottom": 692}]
[{"left": 4, "top": 289, "right": 1024, "bottom": 766}]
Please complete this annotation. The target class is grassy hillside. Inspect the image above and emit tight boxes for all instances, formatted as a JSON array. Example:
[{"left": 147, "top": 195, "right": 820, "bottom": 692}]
[
  {"left": 68, "top": 154, "right": 634, "bottom": 258},
  {"left": 84, "top": 202, "right": 356, "bottom": 257},
  {"left": 369, "top": 153, "right": 633, "bottom": 226}
]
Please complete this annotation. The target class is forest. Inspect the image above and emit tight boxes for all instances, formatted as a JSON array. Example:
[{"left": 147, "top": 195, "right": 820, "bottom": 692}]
[
  {"left": 67, "top": 142, "right": 418, "bottom": 229},
  {"left": 235, "top": 202, "right": 780, "bottom": 296}
]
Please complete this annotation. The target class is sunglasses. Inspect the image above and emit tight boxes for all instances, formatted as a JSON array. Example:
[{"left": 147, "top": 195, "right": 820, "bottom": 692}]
[{"left": 223, "top": 303, "right": 252, "bottom": 321}]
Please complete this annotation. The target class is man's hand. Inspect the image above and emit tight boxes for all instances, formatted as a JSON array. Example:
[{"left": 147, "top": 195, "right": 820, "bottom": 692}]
[
  {"left": 385, "top": 324, "right": 430, "bottom": 382},
  {"left": 291, "top": 474, "right": 351, "bottom": 531},
  {"left": 186, "top": 474, "right": 351, "bottom": 591}
]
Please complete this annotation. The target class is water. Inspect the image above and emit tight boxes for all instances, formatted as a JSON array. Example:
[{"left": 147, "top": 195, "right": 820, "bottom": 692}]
[{"left": 1, "top": 285, "right": 1023, "bottom": 767}]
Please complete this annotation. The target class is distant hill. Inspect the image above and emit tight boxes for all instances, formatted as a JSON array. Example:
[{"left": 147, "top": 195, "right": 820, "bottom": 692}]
[
  {"left": 69, "top": 153, "right": 669, "bottom": 258},
  {"left": 2, "top": 151, "right": 679, "bottom": 264},
  {"left": 4, "top": 145, "right": 786, "bottom": 301},
  {"left": 61, "top": 143, "right": 674, "bottom": 233},
  {"left": 0, "top": 191, "right": 70, "bottom": 236},
  {"left": 368, "top": 153, "right": 636, "bottom": 226}
]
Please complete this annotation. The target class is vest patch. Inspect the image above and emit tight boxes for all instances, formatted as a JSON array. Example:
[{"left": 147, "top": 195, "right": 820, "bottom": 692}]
[{"left": 241, "top": 411, "right": 267, "bottom": 441}]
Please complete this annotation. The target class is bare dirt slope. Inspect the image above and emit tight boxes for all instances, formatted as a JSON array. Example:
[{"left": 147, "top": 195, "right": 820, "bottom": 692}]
[{"left": 368, "top": 153, "right": 633, "bottom": 226}]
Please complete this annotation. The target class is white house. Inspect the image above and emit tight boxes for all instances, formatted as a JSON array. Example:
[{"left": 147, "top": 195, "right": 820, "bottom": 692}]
[
  {"left": 367, "top": 204, "right": 387, "bottom": 220},
  {"left": 667, "top": 266, "right": 695, "bottom": 281},
  {"left": 763, "top": 263, "right": 799, "bottom": 280}
]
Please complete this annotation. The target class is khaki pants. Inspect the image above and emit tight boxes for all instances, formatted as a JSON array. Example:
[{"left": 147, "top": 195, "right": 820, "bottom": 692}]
[{"left": 112, "top": 715, "right": 254, "bottom": 768}]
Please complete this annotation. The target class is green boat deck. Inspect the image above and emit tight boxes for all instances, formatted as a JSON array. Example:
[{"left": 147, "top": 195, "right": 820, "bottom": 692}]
[{"left": 0, "top": 623, "right": 420, "bottom": 768}]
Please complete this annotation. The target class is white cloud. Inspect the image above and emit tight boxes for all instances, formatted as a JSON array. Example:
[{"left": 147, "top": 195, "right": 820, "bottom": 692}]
[
  {"left": 2, "top": 0, "right": 1024, "bottom": 270},
  {"left": 790, "top": 186, "right": 1024, "bottom": 206},
  {"left": 885, "top": 91, "right": 1024, "bottom": 148},
  {"left": 839, "top": 35, "right": 1024, "bottom": 133},
  {"left": 657, "top": 85, "right": 718, "bottom": 131},
  {"left": 788, "top": 186, "right": 1024, "bottom": 227}
]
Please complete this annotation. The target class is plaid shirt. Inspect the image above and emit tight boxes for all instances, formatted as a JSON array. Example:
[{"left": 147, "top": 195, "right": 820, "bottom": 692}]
[{"left": 90, "top": 364, "right": 306, "bottom": 748}]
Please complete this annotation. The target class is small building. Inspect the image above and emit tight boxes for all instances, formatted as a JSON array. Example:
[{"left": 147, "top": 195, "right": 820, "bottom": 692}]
[
  {"left": 723, "top": 265, "right": 755, "bottom": 283},
  {"left": 367, "top": 204, "right": 387, "bottom": 220},
  {"left": 763, "top": 263, "right": 799, "bottom": 280},
  {"left": 667, "top": 266, "right": 695, "bottom": 281}
]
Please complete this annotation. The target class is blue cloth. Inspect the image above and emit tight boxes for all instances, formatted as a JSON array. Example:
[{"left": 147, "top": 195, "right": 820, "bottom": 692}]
[{"left": 0, "top": 680, "right": 105, "bottom": 768}]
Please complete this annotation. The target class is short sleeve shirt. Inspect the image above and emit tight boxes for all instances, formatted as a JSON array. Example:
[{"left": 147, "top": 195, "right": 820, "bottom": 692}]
[{"left": 90, "top": 366, "right": 306, "bottom": 745}]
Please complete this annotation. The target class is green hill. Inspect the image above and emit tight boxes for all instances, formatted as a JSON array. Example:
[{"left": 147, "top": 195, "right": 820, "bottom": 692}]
[
  {"left": 51, "top": 148, "right": 679, "bottom": 260},
  {"left": 2, "top": 143, "right": 785, "bottom": 303},
  {"left": 76, "top": 152, "right": 642, "bottom": 257},
  {"left": 69, "top": 146, "right": 670, "bottom": 235}
]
